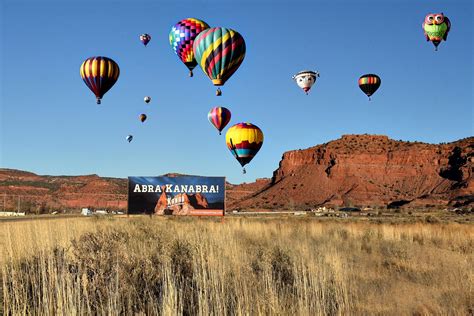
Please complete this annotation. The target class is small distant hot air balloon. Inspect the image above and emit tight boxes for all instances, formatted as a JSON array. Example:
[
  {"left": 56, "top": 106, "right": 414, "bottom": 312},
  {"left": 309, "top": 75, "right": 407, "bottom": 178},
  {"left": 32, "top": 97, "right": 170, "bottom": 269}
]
[
  {"left": 140, "top": 114, "right": 147, "bottom": 122},
  {"left": 422, "top": 13, "right": 451, "bottom": 51},
  {"left": 225, "top": 123, "right": 263, "bottom": 174},
  {"left": 193, "top": 27, "right": 246, "bottom": 96},
  {"left": 144, "top": 96, "right": 151, "bottom": 103},
  {"left": 140, "top": 33, "right": 151, "bottom": 47},
  {"left": 358, "top": 74, "right": 381, "bottom": 101},
  {"left": 80, "top": 56, "right": 120, "bottom": 104},
  {"left": 126, "top": 135, "right": 133, "bottom": 143},
  {"left": 169, "top": 18, "right": 209, "bottom": 77},
  {"left": 292, "top": 70, "right": 320, "bottom": 95},
  {"left": 208, "top": 107, "right": 231, "bottom": 135}
]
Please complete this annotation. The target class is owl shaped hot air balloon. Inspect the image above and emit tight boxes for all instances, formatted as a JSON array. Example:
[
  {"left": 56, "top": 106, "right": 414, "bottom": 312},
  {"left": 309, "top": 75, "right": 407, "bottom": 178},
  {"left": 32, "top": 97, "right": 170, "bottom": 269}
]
[
  {"left": 225, "top": 123, "right": 263, "bottom": 174},
  {"left": 422, "top": 13, "right": 451, "bottom": 51},
  {"left": 193, "top": 27, "right": 246, "bottom": 96},
  {"left": 140, "top": 33, "right": 151, "bottom": 47},
  {"left": 208, "top": 106, "right": 231, "bottom": 135},
  {"left": 292, "top": 70, "right": 320, "bottom": 95},
  {"left": 358, "top": 74, "right": 381, "bottom": 101},
  {"left": 169, "top": 18, "right": 209, "bottom": 77},
  {"left": 80, "top": 56, "right": 120, "bottom": 104}
]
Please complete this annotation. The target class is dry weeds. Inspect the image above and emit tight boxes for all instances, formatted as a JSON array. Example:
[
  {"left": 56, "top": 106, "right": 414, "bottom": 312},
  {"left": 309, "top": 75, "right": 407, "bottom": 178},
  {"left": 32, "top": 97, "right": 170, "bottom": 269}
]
[{"left": 1, "top": 216, "right": 473, "bottom": 315}]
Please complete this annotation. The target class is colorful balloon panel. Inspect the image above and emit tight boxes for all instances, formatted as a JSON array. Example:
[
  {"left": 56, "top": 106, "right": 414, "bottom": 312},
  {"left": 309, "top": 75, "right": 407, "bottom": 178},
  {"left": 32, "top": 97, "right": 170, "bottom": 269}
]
[
  {"left": 208, "top": 107, "right": 231, "bottom": 134},
  {"left": 358, "top": 74, "right": 381, "bottom": 98},
  {"left": 225, "top": 123, "right": 263, "bottom": 167},
  {"left": 193, "top": 27, "right": 246, "bottom": 86},
  {"left": 169, "top": 18, "right": 209, "bottom": 73},
  {"left": 80, "top": 56, "right": 120, "bottom": 104}
]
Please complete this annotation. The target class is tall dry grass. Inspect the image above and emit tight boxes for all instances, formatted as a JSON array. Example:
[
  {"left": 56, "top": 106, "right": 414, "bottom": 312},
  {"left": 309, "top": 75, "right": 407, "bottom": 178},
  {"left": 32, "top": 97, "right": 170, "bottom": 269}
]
[{"left": 1, "top": 216, "right": 473, "bottom": 315}]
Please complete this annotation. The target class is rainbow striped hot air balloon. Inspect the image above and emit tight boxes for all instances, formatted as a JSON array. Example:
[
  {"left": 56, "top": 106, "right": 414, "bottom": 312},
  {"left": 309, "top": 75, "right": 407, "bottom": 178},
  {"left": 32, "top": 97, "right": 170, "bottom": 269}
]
[
  {"left": 169, "top": 18, "right": 209, "bottom": 77},
  {"left": 193, "top": 27, "right": 246, "bottom": 96},
  {"left": 225, "top": 123, "right": 263, "bottom": 174},
  {"left": 358, "top": 74, "right": 381, "bottom": 101},
  {"left": 80, "top": 56, "right": 120, "bottom": 104},
  {"left": 208, "top": 106, "right": 231, "bottom": 135}
]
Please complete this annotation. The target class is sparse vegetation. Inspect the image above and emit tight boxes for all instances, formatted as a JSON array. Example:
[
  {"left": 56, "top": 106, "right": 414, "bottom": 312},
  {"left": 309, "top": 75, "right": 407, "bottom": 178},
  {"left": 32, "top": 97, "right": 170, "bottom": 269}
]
[{"left": 1, "top": 217, "right": 473, "bottom": 314}]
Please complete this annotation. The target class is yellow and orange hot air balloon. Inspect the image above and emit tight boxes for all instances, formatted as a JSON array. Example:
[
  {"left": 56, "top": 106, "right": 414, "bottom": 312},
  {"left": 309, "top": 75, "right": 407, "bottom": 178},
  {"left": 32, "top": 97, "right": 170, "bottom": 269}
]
[
  {"left": 225, "top": 123, "right": 263, "bottom": 174},
  {"left": 80, "top": 56, "right": 120, "bottom": 104}
]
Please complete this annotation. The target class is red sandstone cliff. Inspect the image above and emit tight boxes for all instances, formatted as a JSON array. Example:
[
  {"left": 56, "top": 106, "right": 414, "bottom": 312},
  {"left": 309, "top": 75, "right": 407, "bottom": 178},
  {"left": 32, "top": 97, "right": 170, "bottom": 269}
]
[
  {"left": 229, "top": 135, "right": 473, "bottom": 210},
  {"left": 0, "top": 170, "right": 127, "bottom": 212},
  {"left": 1, "top": 134, "right": 472, "bottom": 213},
  {"left": 154, "top": 193, "right": 209, "bottom": 215}
]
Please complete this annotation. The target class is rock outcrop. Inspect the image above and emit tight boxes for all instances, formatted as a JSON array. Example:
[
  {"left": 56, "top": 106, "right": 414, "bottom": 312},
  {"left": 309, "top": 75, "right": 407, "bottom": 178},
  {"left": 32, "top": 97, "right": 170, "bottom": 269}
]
[
  {"left": 1, "top": 134, "right": 472, "bottom": 213},
  {"left": 230, "top": 135, "right": 473, "bottom": 209},
  {"left": 154, "top": 193, "right": 209, "bottom": 215}
]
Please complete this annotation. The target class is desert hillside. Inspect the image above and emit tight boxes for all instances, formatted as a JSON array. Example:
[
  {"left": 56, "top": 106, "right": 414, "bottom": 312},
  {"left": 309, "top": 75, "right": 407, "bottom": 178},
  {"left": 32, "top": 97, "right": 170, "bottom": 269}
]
[
  {"left": 1, "top": 134, "right": 472, "bottom": 212},
  {"left": 230, "top": 135, "right": 473, "bottom": 210}
]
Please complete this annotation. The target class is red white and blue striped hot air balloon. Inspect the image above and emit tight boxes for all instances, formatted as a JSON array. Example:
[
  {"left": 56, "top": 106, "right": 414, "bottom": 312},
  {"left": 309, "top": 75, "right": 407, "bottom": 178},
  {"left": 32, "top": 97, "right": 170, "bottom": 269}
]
[
  {"left": 140, "top": 33, "right": 151, "bottom": 47},
  {"left": 208, "top": 106, "right": 231, "bottom": 135},
  {"left": 80, "top": 56, "right": 120, "bottom": 104},
  {"left": 193, "top": 27, "right": 246, "bottom": 96}
]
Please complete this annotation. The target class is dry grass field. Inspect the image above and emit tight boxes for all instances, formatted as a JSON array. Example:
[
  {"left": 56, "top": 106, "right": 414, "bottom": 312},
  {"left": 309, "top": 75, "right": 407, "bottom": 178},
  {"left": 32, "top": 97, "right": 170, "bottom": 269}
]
[{"left": 1, "top": 216, "right": 473, "bottom": 315}]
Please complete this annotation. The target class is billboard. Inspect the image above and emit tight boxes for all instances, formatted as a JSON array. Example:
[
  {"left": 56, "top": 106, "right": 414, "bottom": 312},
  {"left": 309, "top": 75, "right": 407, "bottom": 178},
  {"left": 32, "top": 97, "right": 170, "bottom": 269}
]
[{"left": 128, "top": 176, "right": 225, "bottom": 216}]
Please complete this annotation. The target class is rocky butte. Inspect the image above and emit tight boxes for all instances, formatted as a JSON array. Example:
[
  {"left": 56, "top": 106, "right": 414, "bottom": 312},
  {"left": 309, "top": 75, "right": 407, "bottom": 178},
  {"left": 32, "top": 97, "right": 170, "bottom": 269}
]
[
  {"left": 229, "top": 134, "right": 473, "bottom": 210},
  {"left": 1, "top": 135, "right": 472, "bottom": 212}
]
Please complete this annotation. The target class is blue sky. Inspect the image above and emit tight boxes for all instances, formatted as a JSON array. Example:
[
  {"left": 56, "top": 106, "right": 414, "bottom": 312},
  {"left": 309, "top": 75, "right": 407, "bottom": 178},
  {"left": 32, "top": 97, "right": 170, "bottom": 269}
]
[{"left": 0, "top": 0, "right": 472, "bottom": 184}]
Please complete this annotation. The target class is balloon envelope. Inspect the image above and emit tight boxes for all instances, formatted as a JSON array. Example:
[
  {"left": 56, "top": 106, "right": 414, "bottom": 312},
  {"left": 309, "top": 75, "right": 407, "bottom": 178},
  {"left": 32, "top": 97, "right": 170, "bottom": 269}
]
[
  {"left": 208, "top": 107, "right": 231, "bottom": 134},
  {"left": 292, "top": 70, "right": 320, "bottom": 94},
  {"left": 144, "top": 96, "right": 151, "bottom": 103},
  {"left": 126, "top": 135, "right": 133, "bottom": 142},
  {"left": 193, "top": 27, "right": 246, "bottom": 87},
  {"left": 139, "top": 114, "right": 147, "bottom": 122},
  {"left": 169, "top": 18, "right": 209, "bottom": 75},
  {"left": 422, "top": 13, "right": 451, "bottom": 50},
  {"left": 225, "top": 123, "right": 263, "bottom": 167},
  {"left": 358, "top": 74, "right": 381, "bottom": 99},
  {"left": 140, "top": 33, "right": 151, "bottom": 46},
  {"left": 80, "top": 56, "right": 120, "bottom": 104}
]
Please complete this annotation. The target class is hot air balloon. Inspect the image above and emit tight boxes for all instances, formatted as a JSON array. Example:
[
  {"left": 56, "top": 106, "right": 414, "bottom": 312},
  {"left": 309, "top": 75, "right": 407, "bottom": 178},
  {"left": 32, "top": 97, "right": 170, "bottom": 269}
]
[
  {"left": 144, "top": 96, "right": 151, "bottom": 103},
  {"left": 358, "top": 74, "right": 381, "bottom": 101},
  {"left": 208, "top": 107, "right": 231, "bottom": 135},
  {"left": 126, "top": 135, "right": 133, "bottom": 143},
  {"left": 422, "top": 13, "right": 451, "bottom": 51},
  {"left": 140, "top": 33, "right": 151, "bottom": 47},
  {"left": 80, "top": 56, "right": 120, "bottom": 104},
  {"left": 193, "top": 27, "right": 246, "bottom": 96},
  {"left": 225, "top": 123, "right": 263, "bottom": 174},
  {"left": 140, "top": 114, "right": 147, "bottom": 122},
  {"left": 169, "top": 18, "right": 209, "bottom": 77},
  {"left": 292, "top": 70, "right": 320, "bottom": 95}
]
